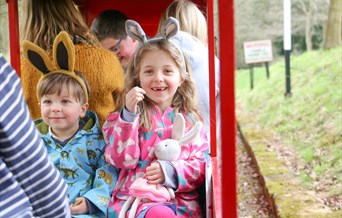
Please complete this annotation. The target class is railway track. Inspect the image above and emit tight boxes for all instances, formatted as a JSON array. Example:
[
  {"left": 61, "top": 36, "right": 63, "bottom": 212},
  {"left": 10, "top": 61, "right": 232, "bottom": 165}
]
[{"left": 237, "top": 125, "right": 278, "bottom": 218}]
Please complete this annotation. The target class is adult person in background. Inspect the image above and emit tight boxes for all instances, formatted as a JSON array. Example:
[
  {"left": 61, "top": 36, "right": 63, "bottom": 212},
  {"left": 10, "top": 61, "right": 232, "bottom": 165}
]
[
  {"left": 0, "top": 54, "right": 70, "bottom": 218},
  {"left": 20, "top": 0, "right": 125, "bottom": 125},
  {"left": 159, "top": 0, "right": 221, "bottom": 141},
  {"left": 90, "top": 9, "right": 140, "bottom": 69},
  {"left": 159, "top": 0, "right": 207, "bottom": 45}
]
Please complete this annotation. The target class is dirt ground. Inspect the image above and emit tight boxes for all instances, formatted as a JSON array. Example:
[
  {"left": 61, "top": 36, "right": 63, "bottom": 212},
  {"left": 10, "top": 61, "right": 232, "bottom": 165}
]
[
  {"left": 237, "top": 136, "right": 276, "bottom": 217},
  {"left": 236, "top": 124, "right": 342, "bottom": 218}
]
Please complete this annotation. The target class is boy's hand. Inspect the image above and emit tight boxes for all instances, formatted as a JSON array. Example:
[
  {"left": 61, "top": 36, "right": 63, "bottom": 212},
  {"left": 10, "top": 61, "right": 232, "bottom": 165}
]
[
  {"left": 70, "top": 197, "right": 89, "bottom": 215},
  {"left": 125, "top": 86, "right": 145, "bottom": 114},
  {"left": 146, "top": 161, "right": 165, "bottom": 184}
]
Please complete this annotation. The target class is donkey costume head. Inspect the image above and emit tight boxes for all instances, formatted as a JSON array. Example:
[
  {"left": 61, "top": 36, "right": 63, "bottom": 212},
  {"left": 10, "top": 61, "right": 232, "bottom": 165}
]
[{"left": 22, "top": 31, "right": 88, "bottom": 102}]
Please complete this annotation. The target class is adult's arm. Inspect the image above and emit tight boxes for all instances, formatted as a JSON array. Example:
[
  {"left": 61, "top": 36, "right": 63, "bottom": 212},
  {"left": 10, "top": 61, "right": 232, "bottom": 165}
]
[{"left": 0, "top": 54, "right": 70, "bottom": 218}]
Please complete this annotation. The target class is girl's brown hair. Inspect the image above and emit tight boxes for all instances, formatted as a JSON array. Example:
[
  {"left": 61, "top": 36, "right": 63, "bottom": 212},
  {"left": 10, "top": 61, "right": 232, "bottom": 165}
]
[{"left": 21, "top": 0, "right": 98, "bottom": 52}]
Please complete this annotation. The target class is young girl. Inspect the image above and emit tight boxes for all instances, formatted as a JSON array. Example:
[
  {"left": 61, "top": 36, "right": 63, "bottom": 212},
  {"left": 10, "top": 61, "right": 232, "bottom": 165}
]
[
  {"left": 23, "top": 31, "right": 118, "bottom": 218},
  {"left": 102, "top": 18, "right": 208, "bottom": 217}
]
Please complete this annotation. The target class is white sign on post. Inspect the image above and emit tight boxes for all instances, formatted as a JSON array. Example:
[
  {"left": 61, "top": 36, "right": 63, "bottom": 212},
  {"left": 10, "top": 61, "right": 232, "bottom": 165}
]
[
  {"left": 243, "top": 39, "right": 273, "bottom": 64},
  {"left": 284, "top": 0, "right": 292, "bottom": 50}
]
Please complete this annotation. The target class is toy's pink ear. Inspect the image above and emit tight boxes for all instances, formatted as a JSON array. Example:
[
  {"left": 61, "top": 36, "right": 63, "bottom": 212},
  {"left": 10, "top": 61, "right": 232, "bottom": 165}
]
[{"left": 172, "top": 113, "right": 185, "bottom": 140}]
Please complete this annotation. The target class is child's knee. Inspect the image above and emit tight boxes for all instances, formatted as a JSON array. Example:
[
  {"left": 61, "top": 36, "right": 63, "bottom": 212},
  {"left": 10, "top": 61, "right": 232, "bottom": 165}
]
[{"left": 144, "top": 205, "right": 176, "bottom": 218}]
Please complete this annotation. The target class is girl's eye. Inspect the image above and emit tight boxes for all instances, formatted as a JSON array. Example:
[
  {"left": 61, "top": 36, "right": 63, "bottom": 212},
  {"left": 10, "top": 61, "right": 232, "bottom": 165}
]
[
  {"left": 144, "top": 69, "right": 153, "bottom": 74},
  {"left": 164, "top": 69, "right": 174, "bottom": 74}
]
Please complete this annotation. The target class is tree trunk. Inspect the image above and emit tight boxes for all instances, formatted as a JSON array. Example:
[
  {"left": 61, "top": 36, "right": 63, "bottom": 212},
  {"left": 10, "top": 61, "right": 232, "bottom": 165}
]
[
  {"left": 323, "top": 0, "right": 342, "bottom": 49},
  {"left": 298, "top": 0, "right": 315, "bottom": 51},
  {"left": 305, "top": 8, "right": 313, "bottom": 51}
]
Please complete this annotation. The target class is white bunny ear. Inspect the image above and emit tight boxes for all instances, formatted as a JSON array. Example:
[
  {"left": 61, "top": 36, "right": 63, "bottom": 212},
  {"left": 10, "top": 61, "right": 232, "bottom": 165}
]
[
  {"left": 172, "top": 113, "right": 185, "bottom": 141},
  {"left": 159, "top": 17, "right": 179, "bottom": 40},
  {"left": 125, "top": 19, "right": 148, "bottom": 43},
  {"left": 179, "top": 122, "right": 202, "bottom": 146}
]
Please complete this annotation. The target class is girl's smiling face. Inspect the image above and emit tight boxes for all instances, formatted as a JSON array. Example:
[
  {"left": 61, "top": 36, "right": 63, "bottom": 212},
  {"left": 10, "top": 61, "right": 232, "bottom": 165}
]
[{"left": 139, "top": 49, "right": 182, "bottom": 112}]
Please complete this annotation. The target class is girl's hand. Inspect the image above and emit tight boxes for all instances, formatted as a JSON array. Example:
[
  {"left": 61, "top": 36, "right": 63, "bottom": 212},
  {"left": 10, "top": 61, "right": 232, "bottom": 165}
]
[
  {"left": 125, "top": 86, "right": 145, "bottom": 114},
  {"left": 70, "top": 197, "right": 89, "bottom": 215},
  {"left": 146, "top": 162, "right": 165, "bottom": 184}
]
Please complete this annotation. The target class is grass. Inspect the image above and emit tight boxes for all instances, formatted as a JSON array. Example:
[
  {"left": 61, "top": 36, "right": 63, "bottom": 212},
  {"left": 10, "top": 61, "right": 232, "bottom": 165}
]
[{"left": 236, "top": 47, "right": 342, "bottom": 215}]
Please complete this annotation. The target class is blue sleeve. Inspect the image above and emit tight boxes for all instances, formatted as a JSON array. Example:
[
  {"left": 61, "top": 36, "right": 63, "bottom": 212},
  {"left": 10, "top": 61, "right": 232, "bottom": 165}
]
[
  {"left": 83, "top": 138, "right": 119, "bottom": 215},
  {"left": 0, "top": 54, "right": 70, "bottom": 218},
  {"left": 158, "top": 160, "right": 178, "bottom": 189},
  {"left": 121, "top": 106, "right": 139, "bottom": 122},
  {"left": 85, "top": 198, "right": 100, "bottom": 215}
]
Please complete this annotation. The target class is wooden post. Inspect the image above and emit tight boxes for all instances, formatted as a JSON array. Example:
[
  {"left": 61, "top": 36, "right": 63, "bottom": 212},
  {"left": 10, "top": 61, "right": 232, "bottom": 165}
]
[
  {"left": 265, "top": 62, "right": 270, "bottom": 79},
  {"left": 249, "top": 64, "right": 254, "bottom": 90}
]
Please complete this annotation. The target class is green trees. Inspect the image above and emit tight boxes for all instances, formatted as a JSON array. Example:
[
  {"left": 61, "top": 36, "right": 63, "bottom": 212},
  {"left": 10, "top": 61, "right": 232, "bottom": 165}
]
[
  {"left": 234, "top": 0, "right": 331, "bottom": 68},
  {"left": 0, "top": 1, "right": 10, "bottom": 58}
]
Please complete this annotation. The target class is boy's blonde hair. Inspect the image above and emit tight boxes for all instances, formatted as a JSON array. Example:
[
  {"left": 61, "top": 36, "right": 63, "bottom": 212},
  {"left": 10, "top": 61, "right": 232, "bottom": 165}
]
[
  {"left": 123, "top": 41, "right": 202, "bottom": 130},
  {"left": 159, "top": 0, "right": 208, "bottom": 44},
  {"left": 37, "top": 71, "right": 90, "bottom": 105}
]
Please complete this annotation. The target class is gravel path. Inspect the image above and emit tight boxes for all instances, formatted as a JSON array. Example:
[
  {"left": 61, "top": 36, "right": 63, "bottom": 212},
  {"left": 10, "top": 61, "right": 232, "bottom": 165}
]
[{"left": 237, "top": 136, "right": 276, "bottom": 218}]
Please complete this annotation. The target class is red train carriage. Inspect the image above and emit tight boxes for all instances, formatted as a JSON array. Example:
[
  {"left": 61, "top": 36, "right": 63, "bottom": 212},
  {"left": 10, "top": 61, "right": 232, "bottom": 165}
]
[{"left": 5, "top": 0, "right": 236, "bottom": 217}]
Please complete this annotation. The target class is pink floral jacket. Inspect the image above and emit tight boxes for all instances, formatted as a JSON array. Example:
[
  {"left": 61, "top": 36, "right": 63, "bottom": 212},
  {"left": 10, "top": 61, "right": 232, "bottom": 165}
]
[{"left": 102, "top": 107, "right": 209, "bottom": 217}]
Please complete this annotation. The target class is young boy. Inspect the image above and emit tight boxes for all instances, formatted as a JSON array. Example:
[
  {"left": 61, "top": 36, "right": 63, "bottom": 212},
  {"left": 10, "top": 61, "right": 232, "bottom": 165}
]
[
  {"left": 35, "top": 71, "right": 118, "bottom": 217},
  {"left": 23, "top": 31, "right": 118, "bottom": 218}
]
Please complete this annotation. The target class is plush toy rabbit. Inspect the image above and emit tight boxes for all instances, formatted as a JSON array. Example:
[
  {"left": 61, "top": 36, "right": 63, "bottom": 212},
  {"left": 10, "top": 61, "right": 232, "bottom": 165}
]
[{"left": 118, "top": 113, "right": 202, "bottom": 218}]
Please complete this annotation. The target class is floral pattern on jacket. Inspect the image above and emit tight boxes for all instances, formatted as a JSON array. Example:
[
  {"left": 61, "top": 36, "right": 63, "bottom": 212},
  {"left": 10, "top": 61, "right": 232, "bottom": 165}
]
[
  {"left": 36, "top": 110, "right": 118, "bottom": 218},
  {"left": 102, "top": 107, "right": 208, "bottom": 217}
]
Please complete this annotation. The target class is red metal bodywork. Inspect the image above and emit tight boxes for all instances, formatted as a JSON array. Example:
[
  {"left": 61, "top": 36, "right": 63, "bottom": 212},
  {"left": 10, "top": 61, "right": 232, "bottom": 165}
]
[
  {"left": 6, "top": 0, "right": 20, "bottom": 75},
  {"left": 5, "top": 0, "right": 236, "bottom": 217},
  {"left": 75, "top": 0, "right": 207, "bottom": 37},
  {"left": 217, "top": 1, "right": 237, "bottom": 217}
]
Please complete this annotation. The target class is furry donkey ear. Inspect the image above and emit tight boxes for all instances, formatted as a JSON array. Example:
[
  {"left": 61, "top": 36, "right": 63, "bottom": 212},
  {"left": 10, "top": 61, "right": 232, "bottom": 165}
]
[
  {"left": 126, "top": 19, "right": 148, "bottom": 43},
  {"left": 172, "top": 113, "right": 186, "bottom": 141},
  {"left": 22, "top": 40, "right": 54, "bottom": 75},
  {"left": 53, "top": 31, "right": 75, "bottom": 73},
  {"left": 159, "top": 17, "right": 179, "bottom": 40}
]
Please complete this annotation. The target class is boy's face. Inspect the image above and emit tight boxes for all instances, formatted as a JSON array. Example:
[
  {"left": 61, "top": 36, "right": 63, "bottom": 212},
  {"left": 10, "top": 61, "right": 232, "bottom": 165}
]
[
  {"left": 39, "top": 87, "right": 88, "bottom": 138},
  {"left": 100, "top": 35, "right": 139, "bottom": 69}
]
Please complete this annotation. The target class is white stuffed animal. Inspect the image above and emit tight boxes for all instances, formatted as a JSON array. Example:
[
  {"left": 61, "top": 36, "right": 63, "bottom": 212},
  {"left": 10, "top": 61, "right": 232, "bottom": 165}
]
[{"left": 118, "top": 113, "right": 202, "bottom": 218}]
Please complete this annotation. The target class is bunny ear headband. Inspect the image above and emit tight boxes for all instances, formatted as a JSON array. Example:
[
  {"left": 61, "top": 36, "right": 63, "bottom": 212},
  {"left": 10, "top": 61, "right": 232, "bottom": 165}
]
[
  {"left": 125, "top": 17, "right": 186, "bottom": 69},
  {"left": 22, "top": 31, "right": 89, "bottom": 102},
  {"left": 125, "top": 16, "right": 179, "bottom": 43}
]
